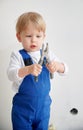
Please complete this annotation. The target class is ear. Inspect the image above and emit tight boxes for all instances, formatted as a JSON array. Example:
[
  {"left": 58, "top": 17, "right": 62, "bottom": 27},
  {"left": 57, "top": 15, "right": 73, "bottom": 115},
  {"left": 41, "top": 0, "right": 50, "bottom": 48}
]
[{"left": 16, "top": 33, "right": 21, "bottom": 42}]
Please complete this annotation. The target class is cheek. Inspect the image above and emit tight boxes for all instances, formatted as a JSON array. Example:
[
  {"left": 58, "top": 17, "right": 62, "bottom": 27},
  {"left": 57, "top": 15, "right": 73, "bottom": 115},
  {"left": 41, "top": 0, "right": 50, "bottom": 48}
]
[
  {"left": 22, "top": 39, "right": 29, "bottom": 45},
  {"left": 22, "top": 41, "right": 28, "bottom": 47}
]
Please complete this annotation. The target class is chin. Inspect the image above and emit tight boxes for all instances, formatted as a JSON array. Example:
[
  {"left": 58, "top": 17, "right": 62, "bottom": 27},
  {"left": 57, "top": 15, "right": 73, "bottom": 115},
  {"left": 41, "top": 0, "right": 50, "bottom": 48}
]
[
  {"left": 25, "top": 47, "right": 40, "bottom": 52},
  {"left": 31, "top": 48, "right": 40, "bottom": 52}
]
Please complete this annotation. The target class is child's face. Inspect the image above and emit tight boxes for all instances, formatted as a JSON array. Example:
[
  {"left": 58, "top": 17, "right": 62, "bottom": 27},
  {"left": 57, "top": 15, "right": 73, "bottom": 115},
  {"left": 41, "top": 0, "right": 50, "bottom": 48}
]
[{"left": 17, "top": 22, "right": 45, "bottom": 52}]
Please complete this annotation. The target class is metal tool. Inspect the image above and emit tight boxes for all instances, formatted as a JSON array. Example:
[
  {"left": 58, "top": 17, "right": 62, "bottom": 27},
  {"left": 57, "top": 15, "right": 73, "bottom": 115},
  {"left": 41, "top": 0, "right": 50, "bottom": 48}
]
[{"left": 34, "top": 43, "right": 54, "bottom": 82}]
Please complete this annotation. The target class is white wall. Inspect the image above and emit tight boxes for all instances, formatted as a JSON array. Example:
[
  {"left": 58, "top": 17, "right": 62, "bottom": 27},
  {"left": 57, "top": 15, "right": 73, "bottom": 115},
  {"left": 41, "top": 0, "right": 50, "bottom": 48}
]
[{"left": 0, "top": 0, "right": 83, "bottom": 130}]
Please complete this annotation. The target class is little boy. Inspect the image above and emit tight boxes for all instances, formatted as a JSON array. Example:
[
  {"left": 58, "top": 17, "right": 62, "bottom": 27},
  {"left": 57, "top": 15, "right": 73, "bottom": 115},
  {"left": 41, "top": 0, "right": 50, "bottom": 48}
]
[{"left": 7, "top": 12, "right": 68, "bottom": 130}]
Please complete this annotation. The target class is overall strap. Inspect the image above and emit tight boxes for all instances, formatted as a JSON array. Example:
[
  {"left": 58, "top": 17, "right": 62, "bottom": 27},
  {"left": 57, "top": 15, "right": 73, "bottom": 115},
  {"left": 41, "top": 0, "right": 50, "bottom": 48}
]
[{"left": 19, "top": 49, "right": 33, "bottom": 66}]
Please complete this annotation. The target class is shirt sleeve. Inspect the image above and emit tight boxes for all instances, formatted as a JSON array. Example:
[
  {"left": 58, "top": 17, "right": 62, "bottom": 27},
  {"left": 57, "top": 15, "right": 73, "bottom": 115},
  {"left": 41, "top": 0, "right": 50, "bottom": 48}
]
[{"left": 7, "top": 51, "right": 24, "bottom": 83}]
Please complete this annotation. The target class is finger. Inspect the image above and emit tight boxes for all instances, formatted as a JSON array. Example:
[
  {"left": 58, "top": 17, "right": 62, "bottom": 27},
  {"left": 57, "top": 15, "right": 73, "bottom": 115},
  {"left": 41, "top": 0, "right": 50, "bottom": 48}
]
[
  {"left": 34, "top": 64, "right": 42, "bottom": 75},
  {"left": 37, "top": 64, "right": 42, "bottom": 72}
]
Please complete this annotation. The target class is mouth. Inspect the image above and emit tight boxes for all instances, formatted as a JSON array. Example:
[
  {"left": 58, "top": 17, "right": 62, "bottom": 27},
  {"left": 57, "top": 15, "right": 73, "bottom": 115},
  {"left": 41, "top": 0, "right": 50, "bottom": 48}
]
[{"left": 30, "top": 45, "right": 37, "bottom": 49}]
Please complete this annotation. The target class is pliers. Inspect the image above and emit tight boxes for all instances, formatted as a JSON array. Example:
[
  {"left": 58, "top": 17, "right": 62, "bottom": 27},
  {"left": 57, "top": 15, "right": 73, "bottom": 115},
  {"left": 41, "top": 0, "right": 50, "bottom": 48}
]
[{"left": 34, "top": 43, "right": 54, "bottom": 82}]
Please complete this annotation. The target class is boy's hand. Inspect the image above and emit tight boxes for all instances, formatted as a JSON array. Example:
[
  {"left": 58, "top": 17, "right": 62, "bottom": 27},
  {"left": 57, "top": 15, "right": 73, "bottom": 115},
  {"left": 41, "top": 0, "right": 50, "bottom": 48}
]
[
  {"left": 46, "top": 61, "right": 57, "bottom": 73},
  {"left": 29, "top": 64, "right": 42, "bottom": 76},
  {"left": 46, "top": 60, "right": 65, "bottom": 73}
]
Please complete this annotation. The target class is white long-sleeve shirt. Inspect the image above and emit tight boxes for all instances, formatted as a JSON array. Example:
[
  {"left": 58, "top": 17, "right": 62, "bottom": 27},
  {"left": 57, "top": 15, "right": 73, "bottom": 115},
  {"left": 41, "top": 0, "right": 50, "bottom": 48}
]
[{"left": 7, "top": 50, "right": 68, "bottom": 92}]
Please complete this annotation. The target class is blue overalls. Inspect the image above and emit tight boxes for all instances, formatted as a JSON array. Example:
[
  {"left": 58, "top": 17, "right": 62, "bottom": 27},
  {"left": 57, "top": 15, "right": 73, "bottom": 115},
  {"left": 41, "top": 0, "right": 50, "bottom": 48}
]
[{"left": 12, "top": 49, "right": 52, "bottom": 130}]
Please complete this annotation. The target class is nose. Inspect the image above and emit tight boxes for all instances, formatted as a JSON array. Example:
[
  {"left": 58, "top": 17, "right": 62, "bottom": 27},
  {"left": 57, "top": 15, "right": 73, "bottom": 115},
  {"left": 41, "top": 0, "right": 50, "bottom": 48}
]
[{"left": 31, "top": 36, "right": 37, "bottom": 42}]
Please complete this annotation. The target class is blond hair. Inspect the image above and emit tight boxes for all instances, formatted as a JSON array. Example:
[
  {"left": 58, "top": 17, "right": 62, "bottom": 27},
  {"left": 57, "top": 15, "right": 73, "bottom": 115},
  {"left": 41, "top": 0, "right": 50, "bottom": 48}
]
[{"left": 16, "top": 12, "right": 46, "bottom": 34}]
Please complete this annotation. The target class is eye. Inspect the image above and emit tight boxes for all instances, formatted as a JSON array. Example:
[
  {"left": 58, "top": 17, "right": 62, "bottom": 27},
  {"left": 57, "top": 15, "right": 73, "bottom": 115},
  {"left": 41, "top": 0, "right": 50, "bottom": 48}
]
[
  {"left": 36, "top": 35, "right": 41, "bottom": 38},
  {"left": 26, "top": 35, "right": 32, "bottom": 37}
]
